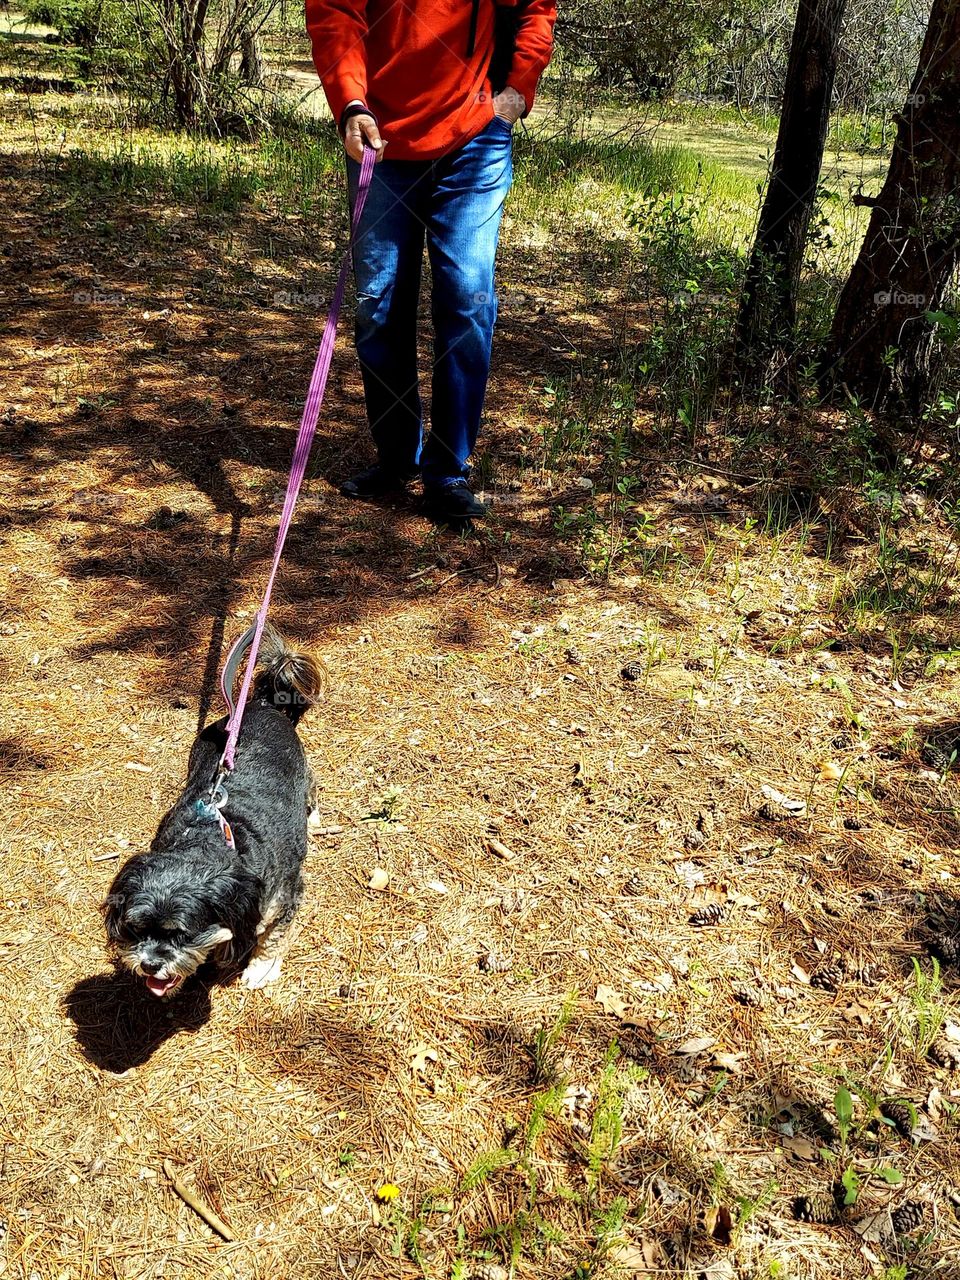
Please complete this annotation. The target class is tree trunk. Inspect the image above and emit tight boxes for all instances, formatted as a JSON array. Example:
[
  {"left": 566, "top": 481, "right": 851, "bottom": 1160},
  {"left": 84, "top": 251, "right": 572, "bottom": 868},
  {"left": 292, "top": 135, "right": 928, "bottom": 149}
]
[
  {"left": 735, "top": 0, "right": 849, "bottom": 389},
  {"left": 239, "top": 30, "right": 265, "bottom": 87},
  {"left": 821, "top": 0, "right": 960, "bottom": 414},
  {"left": 163, "top": 0, "right": 208, "bottom": 125}
]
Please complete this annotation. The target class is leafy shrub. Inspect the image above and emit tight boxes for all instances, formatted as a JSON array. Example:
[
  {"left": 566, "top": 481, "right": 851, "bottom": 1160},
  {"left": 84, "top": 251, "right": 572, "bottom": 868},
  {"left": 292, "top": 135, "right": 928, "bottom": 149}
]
[{"left": 22, "top": 0, "right": 147, "bottom": 78}]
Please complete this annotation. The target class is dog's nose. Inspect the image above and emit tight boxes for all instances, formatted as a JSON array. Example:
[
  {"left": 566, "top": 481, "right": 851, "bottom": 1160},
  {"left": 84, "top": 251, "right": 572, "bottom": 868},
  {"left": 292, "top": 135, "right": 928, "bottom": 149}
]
[{"left": 141, "top": 959, "right": 161, "bottom": 975}]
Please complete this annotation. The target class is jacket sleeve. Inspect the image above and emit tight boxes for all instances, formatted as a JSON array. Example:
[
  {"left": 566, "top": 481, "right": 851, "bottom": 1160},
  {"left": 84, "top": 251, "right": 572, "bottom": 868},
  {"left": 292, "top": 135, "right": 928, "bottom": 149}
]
[
  {"left": 507, "top": 0, "right": 556, "bottom": 115},
  {"left": 305, "top": 0, "right": 369, "bottom": 127}
]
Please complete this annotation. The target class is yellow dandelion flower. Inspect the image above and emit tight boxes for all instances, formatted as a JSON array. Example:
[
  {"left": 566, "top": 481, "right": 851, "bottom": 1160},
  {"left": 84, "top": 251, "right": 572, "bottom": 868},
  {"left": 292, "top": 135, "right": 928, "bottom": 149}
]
[{"left": 376, "top": 1182, "right": 401, "bottom": 1203}]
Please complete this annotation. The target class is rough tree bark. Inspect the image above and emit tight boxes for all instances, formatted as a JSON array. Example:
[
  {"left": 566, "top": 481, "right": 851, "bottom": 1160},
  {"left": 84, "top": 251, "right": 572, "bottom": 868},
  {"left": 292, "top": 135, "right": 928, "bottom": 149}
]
[
  {"left": 734, "top": 0, "right": 849, "bottom": 389},
  {"left": 157, "top": 0, "right": 209, "bottom": 125},
  {"left": 239, "top": 30, "right": 265, "bottom": 87},
  {"left": 821, "top": 0, "right": 960, "bottom": 414}
]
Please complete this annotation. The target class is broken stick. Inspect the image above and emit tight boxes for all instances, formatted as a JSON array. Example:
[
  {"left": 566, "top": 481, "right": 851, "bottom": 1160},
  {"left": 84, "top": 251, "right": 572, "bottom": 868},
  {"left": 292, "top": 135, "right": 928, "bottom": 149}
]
[{"left": 162, "top": 1158, "right": 236, "bottom": 1242}]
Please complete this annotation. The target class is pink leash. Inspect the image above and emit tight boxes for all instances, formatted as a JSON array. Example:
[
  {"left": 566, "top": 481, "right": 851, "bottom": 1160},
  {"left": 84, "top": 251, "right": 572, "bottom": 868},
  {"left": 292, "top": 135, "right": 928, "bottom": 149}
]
[{"left": 215, "top": 145, "right": 376, "bottom": 778}]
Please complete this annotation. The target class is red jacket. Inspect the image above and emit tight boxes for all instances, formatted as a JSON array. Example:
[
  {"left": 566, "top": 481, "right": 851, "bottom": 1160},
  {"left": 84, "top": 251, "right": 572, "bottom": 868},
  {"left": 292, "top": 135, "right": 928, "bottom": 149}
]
[{"left": 306, "top": 0, "right": 556, "bottom": 161}]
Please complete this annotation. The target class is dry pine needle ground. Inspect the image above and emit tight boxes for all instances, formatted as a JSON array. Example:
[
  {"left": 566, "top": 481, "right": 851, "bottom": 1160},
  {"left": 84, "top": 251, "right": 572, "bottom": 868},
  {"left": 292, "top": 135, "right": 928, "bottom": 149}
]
[{"left": 1, "top": 89, "right": 960, "bottom": 1280}]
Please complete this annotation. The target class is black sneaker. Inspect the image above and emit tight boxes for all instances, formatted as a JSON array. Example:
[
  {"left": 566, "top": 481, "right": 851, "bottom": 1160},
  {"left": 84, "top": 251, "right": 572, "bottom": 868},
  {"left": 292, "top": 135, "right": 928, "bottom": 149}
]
[
  {"left": 423, "top": 480, "right": 488, "bottom": 521},
  {"left": 340, "top": 463, "right": 420, "bottom": 500}
]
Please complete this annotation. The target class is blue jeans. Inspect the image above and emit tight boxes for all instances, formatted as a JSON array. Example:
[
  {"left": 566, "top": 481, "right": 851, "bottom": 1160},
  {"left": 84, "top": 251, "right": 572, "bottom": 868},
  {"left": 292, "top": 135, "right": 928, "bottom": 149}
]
[{"left": 347, "top": 117, "right": 514, "bottom": 489}]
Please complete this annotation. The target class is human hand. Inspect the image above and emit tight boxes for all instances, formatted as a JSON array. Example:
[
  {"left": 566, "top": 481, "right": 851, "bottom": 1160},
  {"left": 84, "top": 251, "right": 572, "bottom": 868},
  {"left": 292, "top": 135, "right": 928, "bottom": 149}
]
[
  {"left": 492, "top": 86, "right": 526, "bottom": 125},
  {"left": 343, "top": 108, "right": 385, "bottom": 163}
]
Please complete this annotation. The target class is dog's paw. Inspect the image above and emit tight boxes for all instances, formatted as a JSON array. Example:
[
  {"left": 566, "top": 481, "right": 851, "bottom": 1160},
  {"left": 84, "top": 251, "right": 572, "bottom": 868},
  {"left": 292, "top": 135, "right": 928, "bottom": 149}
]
[{"left": 241, "top": 955, "right": 283, "bottom": 990}]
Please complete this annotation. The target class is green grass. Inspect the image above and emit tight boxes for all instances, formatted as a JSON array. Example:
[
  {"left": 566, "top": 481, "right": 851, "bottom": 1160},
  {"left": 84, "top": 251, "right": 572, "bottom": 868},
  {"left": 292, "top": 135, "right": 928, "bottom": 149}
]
[
  {"left": 513, "top": 131, "right": 759, "bottom": 250},
  {"left": 908, "top": 958, "right": 945, "bottom": 1057},
  {"left": 49, "top": 128, "right": 341, "bottom": 217},
  {"left": 664, "top": 96, "right": 894, "bottom": 156},
  {"left": 529, "top": 993, "right": 578, "bottom": 1085}
]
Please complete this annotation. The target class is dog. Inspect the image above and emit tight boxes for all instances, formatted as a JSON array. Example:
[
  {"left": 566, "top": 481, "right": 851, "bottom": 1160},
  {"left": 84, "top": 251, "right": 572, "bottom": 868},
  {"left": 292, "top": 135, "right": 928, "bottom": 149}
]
[{"left": 103, "top": 629, "right": 324, "bottom": 997}]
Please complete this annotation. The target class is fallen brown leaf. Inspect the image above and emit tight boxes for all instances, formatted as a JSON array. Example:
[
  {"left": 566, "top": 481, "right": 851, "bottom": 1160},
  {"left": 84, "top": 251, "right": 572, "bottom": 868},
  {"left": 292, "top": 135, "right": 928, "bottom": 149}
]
[
  {"left": 783, "top": 1135, "right": 818, "bottom": 1162},
  {"left": 842, "top": 999, "right": 872, "bottom": 1026},
  {"left": 595, "top": 984, "right": 629, "bottom": 1018},
  {"left": 712, "top": 1051, "right": 746, "bottom": 1074},
  {"left": 703, "top": 1203, "right": 733, "bottom": 1246},
  {"left": 609, "top": 1237, "right": 664, "bottom": 1274},
  {"left": 852, "top": 1208, "right": 896, "bottom": 1246},
  {"left": 676, "top": 1035, "right": 715, "bottom": 1056},
  {"left": 409, "top": 1043, "right": 438, "bottom": 1076}
]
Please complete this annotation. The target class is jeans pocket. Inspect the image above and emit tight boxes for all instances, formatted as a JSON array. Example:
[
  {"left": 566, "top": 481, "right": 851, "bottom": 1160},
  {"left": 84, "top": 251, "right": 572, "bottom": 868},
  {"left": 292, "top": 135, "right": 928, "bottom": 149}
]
[{"left": 490, "top": 113, "right": 515, "bottom": 134}]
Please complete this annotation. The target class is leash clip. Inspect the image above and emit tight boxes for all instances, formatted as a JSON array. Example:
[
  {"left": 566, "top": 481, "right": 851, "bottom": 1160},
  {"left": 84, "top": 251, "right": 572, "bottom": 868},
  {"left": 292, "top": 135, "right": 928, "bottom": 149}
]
[
  {"left": 196, "top": 786, "right": 236, "bottom": 850},
  {"left": 208, "top": 763, "right": 230, "bottom": 806}
]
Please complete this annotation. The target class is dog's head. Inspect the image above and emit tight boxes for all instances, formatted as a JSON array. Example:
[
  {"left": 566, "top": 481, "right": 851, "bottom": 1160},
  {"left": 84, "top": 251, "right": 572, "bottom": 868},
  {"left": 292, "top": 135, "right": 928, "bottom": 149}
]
[{"left": 103, "top": 851, "right": 262, "bottom": 997}]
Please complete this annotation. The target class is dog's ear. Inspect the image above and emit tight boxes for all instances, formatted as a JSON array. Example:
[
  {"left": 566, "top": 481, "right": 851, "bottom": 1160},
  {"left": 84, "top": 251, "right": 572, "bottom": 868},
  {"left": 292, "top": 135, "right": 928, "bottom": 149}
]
[
  {"left": 102, "top": 853, "right": 147, "bottom": 941},
  {"left": 102, "top": 891, "right": 125, "bottom": 941},
  {"left": 213, "top": 869, "right": 263, "bottom": 965}
]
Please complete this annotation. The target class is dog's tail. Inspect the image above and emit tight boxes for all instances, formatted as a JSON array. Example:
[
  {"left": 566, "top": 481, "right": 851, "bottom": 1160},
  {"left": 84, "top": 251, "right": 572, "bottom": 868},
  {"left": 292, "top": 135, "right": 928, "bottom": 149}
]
[{"left": 253, "top": 625, "right": 326, "bottom": 723}]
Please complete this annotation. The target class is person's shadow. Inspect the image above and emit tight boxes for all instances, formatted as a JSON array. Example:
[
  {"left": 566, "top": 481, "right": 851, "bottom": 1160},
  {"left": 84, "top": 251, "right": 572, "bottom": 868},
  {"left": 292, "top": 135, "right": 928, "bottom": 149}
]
[{"left": 64, "top": 967, "right": 214, "bottom": 1072}]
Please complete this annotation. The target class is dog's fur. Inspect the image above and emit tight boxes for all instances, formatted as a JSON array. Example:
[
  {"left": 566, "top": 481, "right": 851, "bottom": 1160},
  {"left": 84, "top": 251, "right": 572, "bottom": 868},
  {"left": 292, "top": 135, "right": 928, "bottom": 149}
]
[{"left": 104, "top": 630, "right": 324, "bottom": 997}]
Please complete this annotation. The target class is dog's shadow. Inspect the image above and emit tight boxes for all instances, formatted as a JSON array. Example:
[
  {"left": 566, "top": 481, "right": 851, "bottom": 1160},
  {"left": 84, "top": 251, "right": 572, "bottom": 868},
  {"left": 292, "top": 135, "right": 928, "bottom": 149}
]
[{"left": 64, "top": 968, "right": 214, "bottom": 1072}]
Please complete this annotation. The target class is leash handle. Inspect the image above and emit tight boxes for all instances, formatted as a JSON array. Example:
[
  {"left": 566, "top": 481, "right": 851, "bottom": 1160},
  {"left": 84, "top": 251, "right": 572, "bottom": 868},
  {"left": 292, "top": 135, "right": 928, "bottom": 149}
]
[{"left": 218, "top": 145, "right": 377, "bottom": 772}]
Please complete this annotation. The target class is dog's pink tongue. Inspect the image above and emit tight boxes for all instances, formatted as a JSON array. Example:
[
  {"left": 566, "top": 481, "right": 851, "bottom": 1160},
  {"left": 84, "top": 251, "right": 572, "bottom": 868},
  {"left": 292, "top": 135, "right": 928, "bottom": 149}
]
[{"left": 145, "top": 975, "right": 177, "bottom": 996}]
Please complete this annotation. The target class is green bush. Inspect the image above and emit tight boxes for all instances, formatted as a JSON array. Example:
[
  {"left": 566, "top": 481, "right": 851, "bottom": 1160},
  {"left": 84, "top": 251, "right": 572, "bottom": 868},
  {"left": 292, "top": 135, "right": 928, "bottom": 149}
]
[{"left": 22, "top": 0, "right": 146, "bottom": 78}]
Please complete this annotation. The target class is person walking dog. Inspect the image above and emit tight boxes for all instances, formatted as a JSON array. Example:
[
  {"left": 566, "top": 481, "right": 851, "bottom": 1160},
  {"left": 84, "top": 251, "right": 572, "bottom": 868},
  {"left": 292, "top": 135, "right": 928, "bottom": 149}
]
[{"left": 306, "top": 0, "right": 556, "bottom": 520}]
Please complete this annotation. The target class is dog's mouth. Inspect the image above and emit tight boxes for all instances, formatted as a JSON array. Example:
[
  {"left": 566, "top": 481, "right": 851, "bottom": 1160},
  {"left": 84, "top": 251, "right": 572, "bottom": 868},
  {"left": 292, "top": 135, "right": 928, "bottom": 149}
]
[{"left": 144, "top": 974, "right": 184, "bottom": 998}]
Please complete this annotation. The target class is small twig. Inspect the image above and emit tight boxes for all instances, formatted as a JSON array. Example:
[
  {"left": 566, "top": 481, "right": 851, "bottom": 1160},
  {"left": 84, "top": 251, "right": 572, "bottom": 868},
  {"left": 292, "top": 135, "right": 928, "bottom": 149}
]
[
  {"left": 432, "top": 570, "right": 468, "bottom": 591},
  {"left": 163, "top": 1159, "right": 236, "bottom": 1241},
  {"left": 486, "top": 836, "right": 516, "bottom": 861},
  {"left": 91, "top": 851, "right": 121, "bottom": 862},
  {"left": 432, "top": 562, "right": 501, "bottom": 593},
  {"left": 308, "top": 822, "right": 345, "bottom": 838}
]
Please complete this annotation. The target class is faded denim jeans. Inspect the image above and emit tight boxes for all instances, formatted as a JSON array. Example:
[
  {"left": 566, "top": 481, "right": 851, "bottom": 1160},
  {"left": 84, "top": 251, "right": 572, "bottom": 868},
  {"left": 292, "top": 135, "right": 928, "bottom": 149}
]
[{"left": 346, "top": 117, "right": 514, "bottom": 489}]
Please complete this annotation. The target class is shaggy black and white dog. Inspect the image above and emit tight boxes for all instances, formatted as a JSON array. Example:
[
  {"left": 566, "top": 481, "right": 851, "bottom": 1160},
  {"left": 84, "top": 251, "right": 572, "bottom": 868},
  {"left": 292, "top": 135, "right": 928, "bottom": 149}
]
[{"left": 103, "top": 631, "right": 323, "bottom": 997}]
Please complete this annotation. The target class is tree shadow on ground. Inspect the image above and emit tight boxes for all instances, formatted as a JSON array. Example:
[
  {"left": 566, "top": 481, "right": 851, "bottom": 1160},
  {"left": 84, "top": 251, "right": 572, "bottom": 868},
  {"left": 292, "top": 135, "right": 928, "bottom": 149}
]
[{"left": 0, "top": 135, "right": 662, "bottom": 719}]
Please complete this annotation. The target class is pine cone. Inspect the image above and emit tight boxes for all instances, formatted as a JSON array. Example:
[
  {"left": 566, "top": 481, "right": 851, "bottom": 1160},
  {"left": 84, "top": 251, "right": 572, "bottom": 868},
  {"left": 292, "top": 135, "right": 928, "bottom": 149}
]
[
  {"left": 880, "top": 1100, "right": 915, "bottom": 1138},
  {"left": 929, "top": 1039, "right": 960, "bottom": 1071},
  {"left": 793, "top": 1194, "right": 839, "bottom": 1225},
  {"left": 732, "top": 984, "right": 762, "bottom": 1008},
  {"left": 927, "top": 933, "right": 959, "bottom": 966},
  {"left": 811, "top": 962, "right": 845, "bottom": 991},
  {"left": 921, "top": 739, "right": 957, "bottom": 771},
  {"left": 470, "top": 1265, "right": 510, "bottom": 1280},
  {"left": 478, "top": 949, "right": 511, "bottom": 973},
  {"left": 621, "top": 662, "right": 643, "bottom": 681},
  {"left": 891, "top": 1201, "right": 926, "bottom": 1235},
  {"left": 684, "top": 828, "right": 707, "bottom": 850},
  {"left": 690, "top": 902, "right": 725, "bottom": 926},
  {"left": 850, "top": 963, "right": 879, "bottom": 986},
  {"left": 622, "top": 871, "right": 643, "bottom": 896},
  {"left": 565, "top": 645, "right": 584, "bottom": 666}
]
